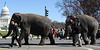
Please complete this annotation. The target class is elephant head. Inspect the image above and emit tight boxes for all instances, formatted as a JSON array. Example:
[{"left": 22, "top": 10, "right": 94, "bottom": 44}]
[
  {"left": 3, "top": 13, "right": 21, "bottom": 38},
  {"left": 61, "top": 15, "right": 79, "bottom": 38},
  {"left": 11, "top": 13, "right": 21, "bottom": 25}
]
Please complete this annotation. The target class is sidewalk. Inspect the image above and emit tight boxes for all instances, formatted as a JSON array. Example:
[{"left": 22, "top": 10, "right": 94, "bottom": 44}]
[{"left": 0, "top": 37, "right": 41, "bottom": 39}]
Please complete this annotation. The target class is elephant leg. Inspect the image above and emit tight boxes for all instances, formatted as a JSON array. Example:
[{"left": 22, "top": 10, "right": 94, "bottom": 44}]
[
  {"left": 72, "top": 34, "right": 75, "bottom": 45},
  {"left": 39, "top": 35, "right": 46, "bottom": 45},
  {"left": 24, "top": 34, "right": 29, "bottom": 45},
  {"left": 23, "top": 27, "right": 30, "bottom": 45},
  {"left": 48, "top": 33, "right": 55, "bottom": 45},
  {"left": 82, "top": 33, "right": 89, "bottom": 45},
  {"left": 90, "top": 33, "right": 96, "bottom": 45},
  {"left": 19, "top": 33, "right": 25, "bottom": 44}
]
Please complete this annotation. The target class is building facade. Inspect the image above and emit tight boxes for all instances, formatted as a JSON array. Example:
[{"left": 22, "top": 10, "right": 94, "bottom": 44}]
[{"left": 0, "top": 2, "right": 10, "bottom": 28}]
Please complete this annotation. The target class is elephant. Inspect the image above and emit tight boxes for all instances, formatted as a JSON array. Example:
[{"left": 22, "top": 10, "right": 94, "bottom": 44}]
[
  {"left": 3, "top": 13, "right": 55, "bottom": 45},
  {"left": 62, "top": 15, "right": 99, "bottom": 45}
]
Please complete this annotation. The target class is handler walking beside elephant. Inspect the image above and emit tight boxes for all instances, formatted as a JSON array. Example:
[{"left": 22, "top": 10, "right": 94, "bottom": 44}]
[
  {"left": 73, "top": 21, "right": 82, "bottom": 47},
  {"left": 3, "top": 21, "right": 21, "bottom": 48},
  {"left": 63, "top": 15, "right": 98, "bottom": 45}
]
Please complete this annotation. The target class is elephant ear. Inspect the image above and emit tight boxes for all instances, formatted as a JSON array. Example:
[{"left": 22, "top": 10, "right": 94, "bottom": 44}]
[
  {"left": 15, "top": 13, "right": 21, "bottom": 21},
  {"left": 69, "top": 16, "right": 80, "bottom": 22},
  {"left": 66, "top": 16, "right": 75, "bottom": 24},
  {"left": 75, "top": 17, "right": 80, "bottom": 23},
  {"left": 66, "top": 17, "right": 70, "bottom": 22},
  {"left": 12, "top": 13, "right": 22, "bottom": 24}
]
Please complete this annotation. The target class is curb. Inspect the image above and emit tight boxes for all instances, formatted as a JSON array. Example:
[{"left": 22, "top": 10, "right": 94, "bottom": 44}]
[{"left": 0, "top": 37, "right": 41, "bottom": 39}]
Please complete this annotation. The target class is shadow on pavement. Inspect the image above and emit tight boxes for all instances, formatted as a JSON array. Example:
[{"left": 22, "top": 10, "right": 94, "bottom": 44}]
[
  {"left": 22, "top": 43, "right": 72, "bottom": 45},
  {"left": 0, "top": 43, "right": 10, "bottom": 48},
  {"left": 0, "top": 43, "right": 76, "bottom": 48}
]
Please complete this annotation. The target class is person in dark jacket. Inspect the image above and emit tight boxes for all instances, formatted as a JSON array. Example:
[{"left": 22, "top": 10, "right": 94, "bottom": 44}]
[
  {"left": 11, "top": 21, "right": 21, "bottom": 48},
  {"left": 3, "top": 21, "right": 21, "bottom": 48},
  {"left": 73, "top": 21, "right": 82, "bottom": 47}
]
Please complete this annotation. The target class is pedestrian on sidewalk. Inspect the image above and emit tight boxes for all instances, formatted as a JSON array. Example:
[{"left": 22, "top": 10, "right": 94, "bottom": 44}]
[
  {"left": 3, "top": 21, "right": 21, "bottom": 48},
  {"left": 52, "top": 26, "right": 56, "bottom": 39},
  {"left": 59, "top": 28, "right": 65, "bottom": 40}
]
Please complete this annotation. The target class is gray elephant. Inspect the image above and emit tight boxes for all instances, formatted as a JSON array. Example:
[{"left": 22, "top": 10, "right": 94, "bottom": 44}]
[
  {"left": 3, "top": 13, "right": 55, "bottom": 45},
  {"left": 62, "top": 15, "right": 99, "bottom": 45}
]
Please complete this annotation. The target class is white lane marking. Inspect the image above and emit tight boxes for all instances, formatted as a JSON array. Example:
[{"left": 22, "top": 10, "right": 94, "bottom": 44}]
[
  {"left": 87, "top": 48, "right": 94, "bottom": 50},
  {"left": 23, "top": 45, "right": 94, "bottom": 50},
  {"left": 22, "top": 45, "right": 58, "bottom": 47},
  {"left": 86, "top": 45, "right": 100, "bottom": 48},
  {"left": 82, "top": 47, "right": 94, "bottom": 50}
]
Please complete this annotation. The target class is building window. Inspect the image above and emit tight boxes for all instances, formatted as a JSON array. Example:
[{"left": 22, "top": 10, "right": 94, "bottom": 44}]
[{"left": 3, "top": 19, "right": 8, "bottom": 22}]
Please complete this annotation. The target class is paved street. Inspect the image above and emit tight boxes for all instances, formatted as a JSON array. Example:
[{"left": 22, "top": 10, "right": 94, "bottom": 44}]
[{"left": 0, "top": 37, "right": 100, "bottom": 50}]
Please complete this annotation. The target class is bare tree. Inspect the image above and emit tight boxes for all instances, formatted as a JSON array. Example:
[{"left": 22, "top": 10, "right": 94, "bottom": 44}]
[
  {"left": 51, "top": 21, "right": 65, "bottom": 29},
  {"left": 56, "top": 0, "right": 100, "bottom": 18}
]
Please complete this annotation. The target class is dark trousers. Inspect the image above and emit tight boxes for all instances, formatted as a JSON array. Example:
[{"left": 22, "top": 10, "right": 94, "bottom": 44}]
[{"left": 11, "top": 36, "right": 21, "bottom": 47}]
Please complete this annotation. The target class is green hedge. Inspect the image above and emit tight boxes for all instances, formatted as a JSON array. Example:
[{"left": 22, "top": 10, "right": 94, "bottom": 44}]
[
  {"left": 0, "top": 31, "right": 40, "bottom": 37},
  {"left": 1, "top": 28, "right": 7, "bottom": 30},
  {"left": 0, "top": 31, "right": 12, "bottom": 37}
]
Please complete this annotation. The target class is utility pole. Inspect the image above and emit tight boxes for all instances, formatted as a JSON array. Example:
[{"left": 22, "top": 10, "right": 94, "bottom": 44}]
[{"left": 45, "top": 6, "right": 48, "bottom": 17}]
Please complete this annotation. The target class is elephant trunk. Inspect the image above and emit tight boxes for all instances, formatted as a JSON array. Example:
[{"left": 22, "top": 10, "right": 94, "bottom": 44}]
[
  {"left": 3, "top": 24, "right": 13, "bottom": 38},
  {"left": 3, "top": 30, "right": 12, "bottom": 38},
  {"left": 60, "top": 26, "right": 72, "bottom": 38},
  {"left": 64, "top": 29, "right": 69, "bottom": 38}
]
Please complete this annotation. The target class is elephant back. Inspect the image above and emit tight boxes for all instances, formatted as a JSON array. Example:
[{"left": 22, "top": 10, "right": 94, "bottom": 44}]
[
  {"left": 76, "top": 15, "right": 97, "bottom": 20},
  {"left": 20, "top": 14, "right": 51, "bottom": 25},
  {"left": 76, "top": 15, "right": 99, "bottom": 33},
  {"left": 75, "top": 15, "right": 98, "bottom": 25}
]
